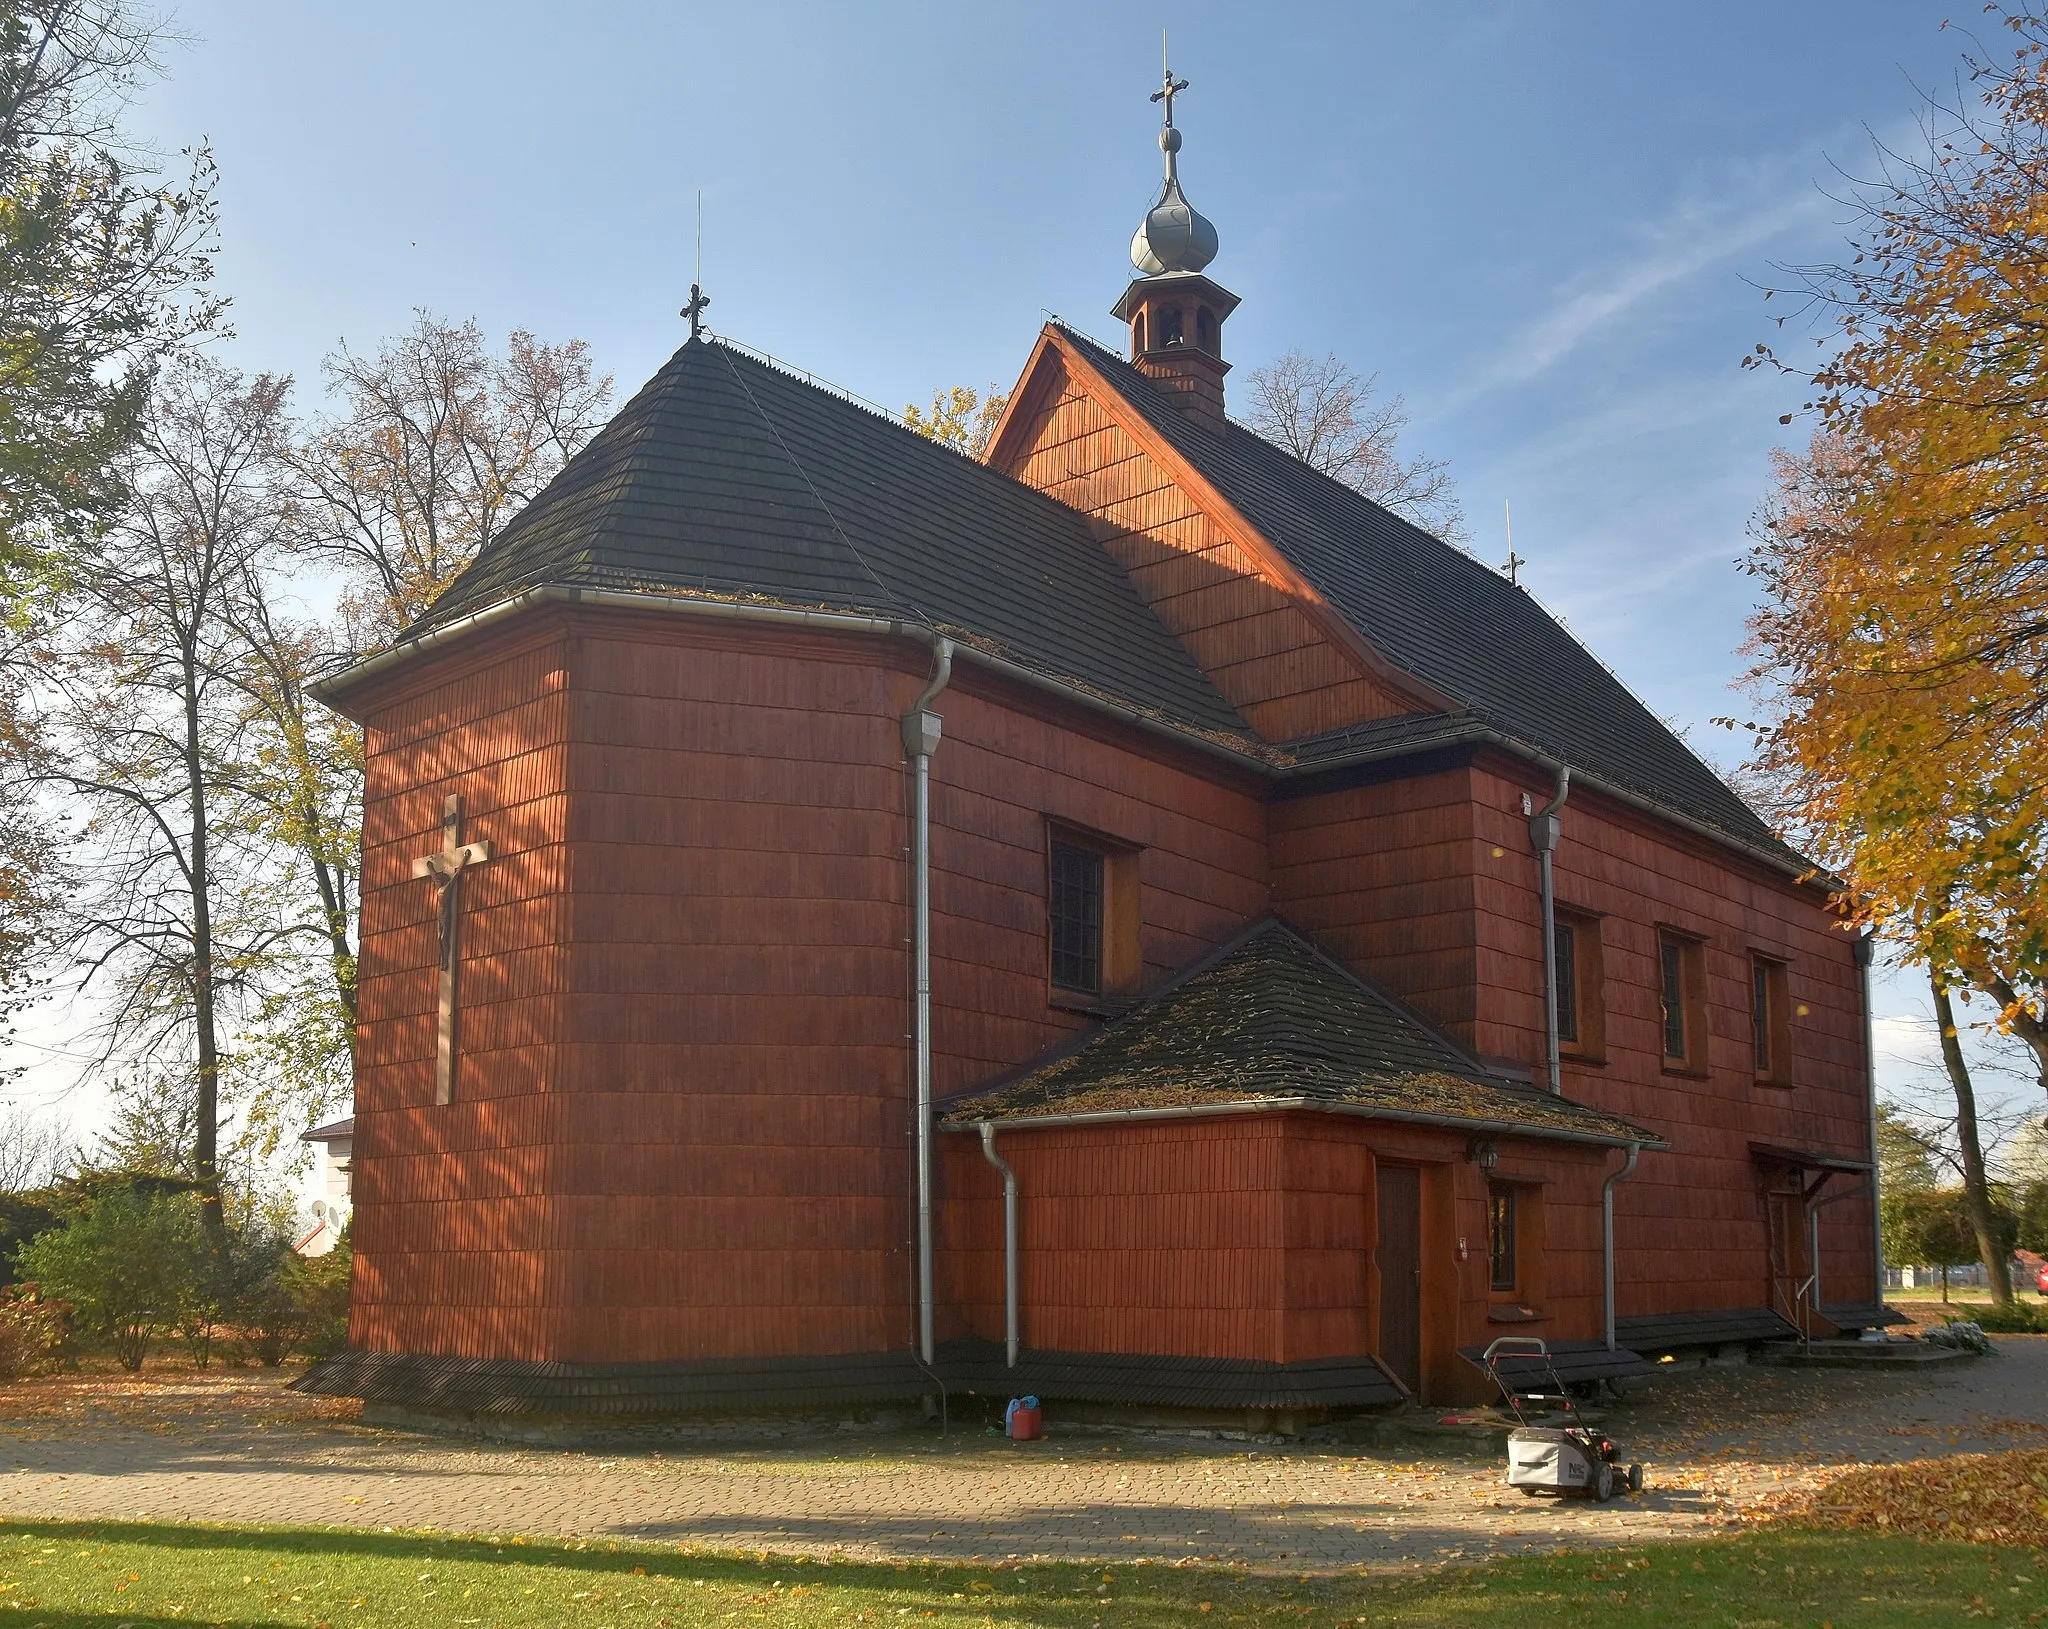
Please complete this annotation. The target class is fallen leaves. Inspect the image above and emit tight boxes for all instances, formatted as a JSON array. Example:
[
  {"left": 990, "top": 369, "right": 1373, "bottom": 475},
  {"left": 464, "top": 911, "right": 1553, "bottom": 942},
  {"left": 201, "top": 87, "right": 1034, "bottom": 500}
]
[{"left": 1759, "top": 1447, "right": 2048, "bottom": 1547}]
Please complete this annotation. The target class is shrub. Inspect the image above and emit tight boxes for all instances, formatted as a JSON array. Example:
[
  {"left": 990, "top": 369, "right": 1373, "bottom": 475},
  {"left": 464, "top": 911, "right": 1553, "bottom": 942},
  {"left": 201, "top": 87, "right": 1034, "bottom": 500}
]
[
  {"left": 14, "top": 1190, "right": 206, "bottom": 1371},
  {"left": 284, "top": 1228, "right": 351, "bottom": 1359},
  {"left": 0, "top": 1283, "right": 73, "bottom": 1379},
  {"left": 1966, "top": 1299, "right": 2048, "bottom": 1334}
]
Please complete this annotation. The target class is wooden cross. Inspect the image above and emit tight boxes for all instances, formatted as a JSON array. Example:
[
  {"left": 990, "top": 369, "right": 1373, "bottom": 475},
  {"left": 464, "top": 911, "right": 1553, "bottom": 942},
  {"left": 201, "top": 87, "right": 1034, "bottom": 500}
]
[
  {"left": 1504, "top": 548, "right": 1526, "bottom": 587},
  {"left": 412, "top": 793, "right": 491, "bottom": 1105},
  {"left": 682, "top": 282, "right": 710, "bottom": 342}
]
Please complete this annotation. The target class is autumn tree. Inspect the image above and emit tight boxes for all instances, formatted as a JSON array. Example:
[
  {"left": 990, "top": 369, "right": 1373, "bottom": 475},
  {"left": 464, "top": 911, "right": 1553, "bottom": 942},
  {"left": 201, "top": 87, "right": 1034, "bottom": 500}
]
[
  {"left": 1748, "top": 9, "right": 2048, "bottom": 1095},
  {"left": 1243, "top": 349, "right": 1466, "bottom": 540},
  {"left": 41, "top": 357, "right": 293, "bottom": 1215},
  {"left": 903, "top": 384, "right": 1007, "bottom": 458},
  {"left": 285, "top": 313, "right": 613, "bottom": 645},
  {"left": 0, "top": 0, "right": 222, "bottom": 583}
]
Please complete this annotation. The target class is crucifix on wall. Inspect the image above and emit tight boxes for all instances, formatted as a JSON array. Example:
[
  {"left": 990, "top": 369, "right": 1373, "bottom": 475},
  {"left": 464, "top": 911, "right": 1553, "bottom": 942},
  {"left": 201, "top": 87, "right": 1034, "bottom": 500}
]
[{"left": 412, "top": 793, "right": 492, "bottom": 1105}]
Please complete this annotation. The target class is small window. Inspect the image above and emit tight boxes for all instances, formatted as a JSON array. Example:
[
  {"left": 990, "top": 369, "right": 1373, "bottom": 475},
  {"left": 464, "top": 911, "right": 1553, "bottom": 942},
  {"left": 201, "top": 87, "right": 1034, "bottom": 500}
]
[
  {"left": 1659, "top": 930, "right": 1707, "bottom": 1071},
  {"left": 1554, "top": 919, "right": 1579, "bottom": 1045},
  {"left": 1048, "top": 840, "right": 1104, "bottom": 995},
  {"left": 1660, "top": 939, "right": 1685, "bottom": 1058},
  {"left": 1553, "top": 909, "right": 1605, "bottom": 1060},
  {"left": 1752, "top": 954, "right": 1793, "bottom": 1083},
  {"left": 1488, "top": 1186, "right": 1518, "bottom": 1293},
  {"left": 1046, "top": 824, "right": 1143, "bottom": 1004}
]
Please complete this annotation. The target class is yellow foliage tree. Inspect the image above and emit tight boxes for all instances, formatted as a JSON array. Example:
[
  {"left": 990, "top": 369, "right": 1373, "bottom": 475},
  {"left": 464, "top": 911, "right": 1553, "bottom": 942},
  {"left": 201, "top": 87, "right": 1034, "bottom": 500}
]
[
  {"left": 903, "top": 385, "right": 1007, "bottom": 459},
  {"left": 1747, "top": 7, "right": 2048, "bottom": 1094}
]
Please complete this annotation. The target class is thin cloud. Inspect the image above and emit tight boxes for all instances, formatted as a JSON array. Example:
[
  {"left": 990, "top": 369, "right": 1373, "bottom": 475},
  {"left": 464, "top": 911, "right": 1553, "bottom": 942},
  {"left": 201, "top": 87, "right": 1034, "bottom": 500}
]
[{"left": 1446, "top": 185, "right": 1830, "bottom": 409}]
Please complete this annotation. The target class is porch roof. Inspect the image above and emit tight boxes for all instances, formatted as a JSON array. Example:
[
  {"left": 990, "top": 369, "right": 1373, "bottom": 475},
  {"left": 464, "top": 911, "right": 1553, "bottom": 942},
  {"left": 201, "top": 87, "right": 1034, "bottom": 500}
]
[{"left": 940, "top": 917, "right": 1664, "bottom": 1149}]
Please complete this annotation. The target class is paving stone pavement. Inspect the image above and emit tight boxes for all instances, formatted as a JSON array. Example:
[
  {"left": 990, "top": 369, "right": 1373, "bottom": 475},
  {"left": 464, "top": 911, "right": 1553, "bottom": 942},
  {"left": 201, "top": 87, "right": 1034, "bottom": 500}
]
[{"left": 0, "top": 1337, "right": 2041, "bottom": 1575}]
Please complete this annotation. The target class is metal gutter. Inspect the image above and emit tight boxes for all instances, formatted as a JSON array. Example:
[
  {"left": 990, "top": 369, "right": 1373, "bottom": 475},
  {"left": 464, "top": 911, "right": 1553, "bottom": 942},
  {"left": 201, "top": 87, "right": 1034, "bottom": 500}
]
[
  {"left": 976, "top": 1123, "right": 1020, "bottom": 1368},
  {"left": 904, "top": 640, "right": 954, "bottom": 1368},
  {"left": 310, "top": 583, "right": 1816, "bottom": 880},
  {"left": 1602, "top": 1142, "right": 1641, "bottom": 1350},
  {"left": 940, "top": 1093, "right": 1664, "bottom": 1152},
  {"left": 1527, "top": 765, "right": 1571, "bottom": 1095}
]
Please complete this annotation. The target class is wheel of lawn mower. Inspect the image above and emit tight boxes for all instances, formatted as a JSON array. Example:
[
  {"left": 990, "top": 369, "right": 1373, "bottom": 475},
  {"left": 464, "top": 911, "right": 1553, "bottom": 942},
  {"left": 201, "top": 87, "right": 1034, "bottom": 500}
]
[
  {"left": 1627, "top": 1463, "right": 1644, "bottom": 1494},
  {"left": 1592, "top": 1462, "right": 1615, "bottom": 1502}
]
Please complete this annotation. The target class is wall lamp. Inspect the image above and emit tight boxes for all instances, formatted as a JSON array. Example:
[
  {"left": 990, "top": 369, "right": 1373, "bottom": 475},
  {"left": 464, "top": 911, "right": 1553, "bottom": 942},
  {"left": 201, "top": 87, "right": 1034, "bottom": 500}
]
[{"left": 1466, "top": 1138, "right": 1500, "bottom": 1174}]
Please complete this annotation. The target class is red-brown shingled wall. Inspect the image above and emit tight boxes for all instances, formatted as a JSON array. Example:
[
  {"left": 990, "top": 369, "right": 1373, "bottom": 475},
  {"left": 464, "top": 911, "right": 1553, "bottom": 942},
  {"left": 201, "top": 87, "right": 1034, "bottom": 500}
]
[{"left": 348, "top": 621, "right": 574, "bottom": 1360}]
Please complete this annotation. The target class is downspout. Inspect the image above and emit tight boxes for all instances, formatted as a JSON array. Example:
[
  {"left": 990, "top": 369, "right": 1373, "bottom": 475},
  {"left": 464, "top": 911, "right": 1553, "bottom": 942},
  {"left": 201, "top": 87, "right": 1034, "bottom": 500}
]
[
  {"left": 1852, "top": 932, "right": 1885, "bottom": 1327},
  {"left": 904, "top": 638, "right": 954, "bottom": 1367},
  {"left": 1602, "top": 1141, "right": 1640, "bottom": 1350},
  {"left": 977, "top": 1123, "right": 1019, "bottom": 1368},
  {"left": 1527, "top": 766, "right": 1571, "bottom": 1095}
]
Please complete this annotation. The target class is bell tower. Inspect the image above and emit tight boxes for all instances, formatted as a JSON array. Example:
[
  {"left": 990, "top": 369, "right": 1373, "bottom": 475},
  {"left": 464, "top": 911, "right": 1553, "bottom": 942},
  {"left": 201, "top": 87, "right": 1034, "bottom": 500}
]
[{"left": 1113, "top": 58, "right": 1239, "bottom": 432}]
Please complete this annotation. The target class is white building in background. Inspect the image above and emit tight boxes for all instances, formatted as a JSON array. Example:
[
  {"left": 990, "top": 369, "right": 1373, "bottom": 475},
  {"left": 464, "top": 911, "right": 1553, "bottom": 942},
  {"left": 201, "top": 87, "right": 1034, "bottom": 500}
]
[{"left": 295, "top": 1117, "right": 353, "bottom": 1257}]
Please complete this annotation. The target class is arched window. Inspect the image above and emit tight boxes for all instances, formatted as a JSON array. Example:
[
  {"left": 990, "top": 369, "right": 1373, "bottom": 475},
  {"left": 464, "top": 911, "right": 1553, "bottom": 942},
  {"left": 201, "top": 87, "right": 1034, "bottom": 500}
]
[
  {"left": 1132, "top": 312, "right": 1146, "bottom": 354},
  {"left": 1196, "top": 306, "right": 1215, "bottom": 351},
  {"left": 1159, "top": 305, "right": 1185, "bottom": 347}
]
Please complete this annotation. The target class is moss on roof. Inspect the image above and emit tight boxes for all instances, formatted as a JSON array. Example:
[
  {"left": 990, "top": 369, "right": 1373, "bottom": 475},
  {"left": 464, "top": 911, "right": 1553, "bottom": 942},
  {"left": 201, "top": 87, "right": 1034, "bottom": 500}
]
[{"left": 941, "top": 919, "right": 1662, "bottom": 1147}]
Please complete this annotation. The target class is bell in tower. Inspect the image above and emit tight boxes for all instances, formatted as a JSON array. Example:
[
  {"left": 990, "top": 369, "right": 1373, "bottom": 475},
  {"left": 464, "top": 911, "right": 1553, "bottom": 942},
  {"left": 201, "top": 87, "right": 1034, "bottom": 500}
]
[{"left": 1113, "top": 57, "right": 1240, "bottom": 432}]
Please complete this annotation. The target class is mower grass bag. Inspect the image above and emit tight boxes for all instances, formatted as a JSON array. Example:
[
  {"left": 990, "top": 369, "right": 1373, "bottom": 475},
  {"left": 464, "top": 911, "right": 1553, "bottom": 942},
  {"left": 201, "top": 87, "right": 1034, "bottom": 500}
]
[{"left": 1507, "top": 1425, "right": 1596, "bottom": 1494}]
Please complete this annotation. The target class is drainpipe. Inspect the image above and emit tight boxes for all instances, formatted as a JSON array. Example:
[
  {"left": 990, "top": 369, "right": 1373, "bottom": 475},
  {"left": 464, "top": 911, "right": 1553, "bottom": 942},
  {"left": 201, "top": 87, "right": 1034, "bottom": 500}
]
[
  {"left": 977, "top": 1123, "right": 1019, "bottom": 1368},
  {"left": 1527, "top": 766, "right": 1571, "bottom": 1096},
  {"left": 1852, "top": 932, "right": 1885, "bottom": 1320},
  {"left": 1602, "top": 1141, "right": 1640, "bottom": 1351},
  {"left": 904, "top": 638, "right": 954, "bottom": 1367}
]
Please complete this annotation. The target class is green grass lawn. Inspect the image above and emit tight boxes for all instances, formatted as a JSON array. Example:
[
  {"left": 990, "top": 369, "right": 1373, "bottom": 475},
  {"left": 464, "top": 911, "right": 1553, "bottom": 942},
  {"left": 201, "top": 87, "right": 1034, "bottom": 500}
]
[{"left": 0, "top": 1520, "right": 2037, "bottom": 1627}]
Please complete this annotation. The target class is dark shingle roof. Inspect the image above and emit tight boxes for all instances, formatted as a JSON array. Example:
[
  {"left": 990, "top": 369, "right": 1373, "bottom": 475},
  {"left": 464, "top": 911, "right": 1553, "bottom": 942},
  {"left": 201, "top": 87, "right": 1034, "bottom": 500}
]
[
  {"left": 941, "top": 918, "right": 1661, "bottom": 1146},
  {"left": 417, "top": 338, "right": 1252, "bottom": 741},
  {"left": 1056, "top": 327, "right": 1787, "bottom": 856}
]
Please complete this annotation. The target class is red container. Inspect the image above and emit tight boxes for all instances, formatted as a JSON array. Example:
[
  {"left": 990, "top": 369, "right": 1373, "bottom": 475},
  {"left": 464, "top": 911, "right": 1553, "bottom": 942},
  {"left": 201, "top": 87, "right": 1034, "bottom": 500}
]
[{"left": 1008, "top": 1402, "right": 1042, "bottom": 1441}]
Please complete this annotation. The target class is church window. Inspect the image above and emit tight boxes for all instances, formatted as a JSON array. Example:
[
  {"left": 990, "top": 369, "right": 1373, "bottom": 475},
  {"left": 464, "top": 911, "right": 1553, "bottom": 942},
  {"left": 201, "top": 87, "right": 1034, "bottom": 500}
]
[
  {"left": 1046, "top": 824, "right": 1143, "bottom": 1003},
  {"left": 1159, "top": 304, "right": 1185, "bottom": 346},
  {"left": 1554, "top": 920, "right": 1578, "bottom": 1045},
  {"left": 1752, "top": 954, "right": 1793, "bottom": 1083},
  {"left": 1659, "top": 929, "right": 1707, "bottom": 1070},
  {"left": 1553, "top": 909, "right": 1605, "bottom": 1060},
  {"left": 1488, "top": 1185, "right": 1518, "bottom": 1293},
  {"left": 1049, "top": 839, "right": 1105, "bottom": 995}
]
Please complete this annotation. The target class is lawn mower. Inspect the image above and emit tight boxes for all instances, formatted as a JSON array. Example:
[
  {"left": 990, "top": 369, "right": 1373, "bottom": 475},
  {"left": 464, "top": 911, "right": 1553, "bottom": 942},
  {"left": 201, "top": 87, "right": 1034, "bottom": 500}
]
[{"left": 1483, "top": 1336, "right": 1644, "bottom": 1502}]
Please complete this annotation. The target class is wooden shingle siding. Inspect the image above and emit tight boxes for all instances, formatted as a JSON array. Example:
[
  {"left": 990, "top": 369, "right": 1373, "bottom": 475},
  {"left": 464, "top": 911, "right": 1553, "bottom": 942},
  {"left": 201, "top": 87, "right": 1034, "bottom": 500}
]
[
  {"left": 348, "top": 607, "right": 1281, "bottom": 1370},
  {"left": 994, "top": 355, "right": 1408, "bottom": 741},
  {"left": 1464, "top": 755, "right": 1873, "bottom": 1320},
  {"left": 1270, "top": 770, "right": 1482, "bottom": 1044}
]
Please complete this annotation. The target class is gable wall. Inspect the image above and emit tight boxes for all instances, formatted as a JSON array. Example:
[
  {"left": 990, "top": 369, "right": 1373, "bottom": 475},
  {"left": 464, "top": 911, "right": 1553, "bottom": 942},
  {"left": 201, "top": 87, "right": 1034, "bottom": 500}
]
[
  {"left": 349, "top": 622, "right": 575, "bottom": 1362},
  {"left": 993, "top": 353, "right": 1412, "bottom": 742}
]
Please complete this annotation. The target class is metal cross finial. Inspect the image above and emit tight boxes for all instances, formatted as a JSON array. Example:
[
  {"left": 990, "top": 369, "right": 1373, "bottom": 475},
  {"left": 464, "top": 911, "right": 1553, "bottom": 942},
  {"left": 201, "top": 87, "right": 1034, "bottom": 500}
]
[
  {"left": 1151, "top": 58, "right": 1188, "bottom": 127},
  {"left": 1504, "top": 547, "right": 1526, "bottom": 587},
  {"left": 682, "top": 283, "right": 710, "bottom": 342}
]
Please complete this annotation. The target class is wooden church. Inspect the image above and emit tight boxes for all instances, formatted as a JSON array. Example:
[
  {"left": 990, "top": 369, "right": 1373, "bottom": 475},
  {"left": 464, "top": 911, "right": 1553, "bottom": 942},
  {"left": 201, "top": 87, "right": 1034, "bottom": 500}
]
[{"left": 302, "top": 74, "right": 1886, "bottom": 1423}]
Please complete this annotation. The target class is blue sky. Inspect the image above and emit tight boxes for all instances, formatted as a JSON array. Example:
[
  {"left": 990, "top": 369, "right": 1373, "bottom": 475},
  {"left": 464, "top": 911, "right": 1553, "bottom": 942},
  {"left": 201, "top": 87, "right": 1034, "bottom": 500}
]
[{"left": 18, "top": 1, "right": 2031, "bottom": 1155}]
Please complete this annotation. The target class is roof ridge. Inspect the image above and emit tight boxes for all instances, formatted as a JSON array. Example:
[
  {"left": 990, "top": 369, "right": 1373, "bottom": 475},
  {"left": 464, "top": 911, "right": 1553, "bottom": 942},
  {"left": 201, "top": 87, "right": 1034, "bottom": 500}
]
[{"left": 711, "top": 343, "right": 931, "bottom": 627}]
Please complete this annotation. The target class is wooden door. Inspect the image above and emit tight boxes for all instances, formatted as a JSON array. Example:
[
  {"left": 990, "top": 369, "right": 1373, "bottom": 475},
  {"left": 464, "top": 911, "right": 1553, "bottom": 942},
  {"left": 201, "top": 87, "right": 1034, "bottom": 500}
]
[
  {"left": 1376, "top": 1165, "right": 1423, "bottom": 1393},
  {"left": 1766, "top": 1191, "right": 1809, "bottom": 1332}
]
